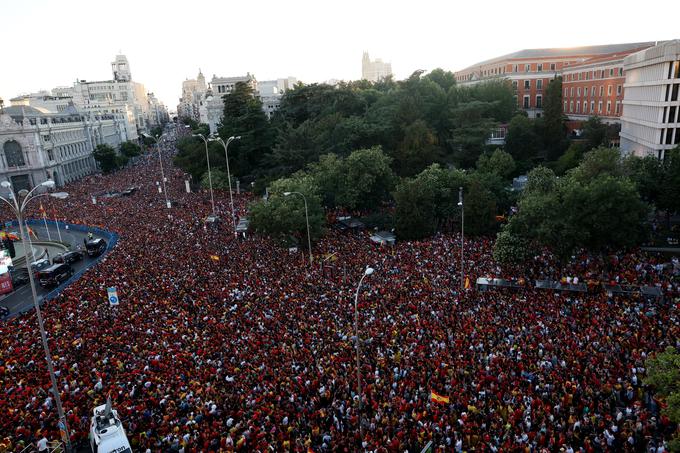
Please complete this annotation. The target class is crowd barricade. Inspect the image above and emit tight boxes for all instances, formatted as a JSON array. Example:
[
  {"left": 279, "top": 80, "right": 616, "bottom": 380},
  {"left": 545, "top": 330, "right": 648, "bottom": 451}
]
[
  {"left": 475, "top": 277, "right": 526, "bottom": 291},
  {"left": 9, "top": 219, "right": 118, "bottom": 313},
  {"left": 535, "top": 279, "right": 588, "bottom": 293}
]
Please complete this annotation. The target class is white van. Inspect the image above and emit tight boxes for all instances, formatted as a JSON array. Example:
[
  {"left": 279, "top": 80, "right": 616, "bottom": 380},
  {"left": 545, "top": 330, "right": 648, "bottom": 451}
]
[{"left": 89, "top": 400, "right": 132, "bottom": 453}]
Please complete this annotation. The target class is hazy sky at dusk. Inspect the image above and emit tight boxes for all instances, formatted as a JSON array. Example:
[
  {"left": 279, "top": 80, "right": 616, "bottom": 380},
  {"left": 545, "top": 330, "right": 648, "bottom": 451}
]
[{"left": 1, "top": 0, "right": 676, "bottom": 109}]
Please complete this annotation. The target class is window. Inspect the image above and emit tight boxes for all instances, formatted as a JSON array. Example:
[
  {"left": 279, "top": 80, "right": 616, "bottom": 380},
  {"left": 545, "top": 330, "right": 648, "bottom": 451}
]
[
  {"left": 619, "top": 67, "right": 623, "bottom": 76},
  {"left": 47, "top": 149, "right": 54, "bottom": 161},
  {"left": 607, "top": 85, "right": 612, "bottom": 96},
  {"left": 673, "top": 61, "right": 680, "bottom": 79},
  {"left": 579, "top": 72, "right": 583, "bottom": 80},
  {"left": 537, "top": 63, "right": 543, "bottom": 72},
  {"left": 4, "top": 141, "right": 25, "bottom": 167},
  {"left": 550, "top": 63, "right": 556, "bottom": 71},
  {"left": 536, "top": 95, "right": 542, "bottom": 108},
  {"left": 615, "top": 101, "right": 621, "bottom": 115},
  {"left": 570, "top": 101, "right": 574, "bottom": 112},
  {"left": 672, "top": 84, "right": 679, "bottom": 102},
  {"left": 609, "top": 68, "right": 614, "bottom": 77},
  {"left": 570, "top": 87, "right": 574, "bottom": 97},
  {"left": 537, "top": 79, "right": 543, "bottom": 90},
  {"left": 523, "top": 96, "right": 530, "bottom": 109},
  {"left": 663, "top": 107, "right": 668, "bottom": 123},
  {"left": 577, "top": 87, "right": 581, "bottom": 97},
  {"left": 525, "top": 64, "right": 531, "bottom": 72},
  {"left": 617, "top": 85, "right": 622, "bottom": 95},
  {"left": 599, "top": 86, "right": 604, "bottom": 96},
  {"left": 584, "top": 87, "right": 589, "bottom": 97},
  {"left": 666, "top": 128, "right": 674, "bottom": 145},
  {"left": 675, "top": 128, "right": 680, "bottom": 145},
  {"left": 591, "top": 101, "right": 595, "bottom": 112},
  {"left": 564, "top": 101, "right": 568, "bottom": 111},
  {"left": 670, "top": 106, "right": 677, "bottom": 123},
  {"left": 524, "top": 80, "right": 531, "bottom": 89},
  {"left": 576, "top": 102, "right": 580, "bottom": 113},
  {"left": 512, "top": 80, "right": 518, "bottom": 91},
  {"left": 665, "top": 84, "right": 671, "bottom": 101},
  {"left": 598, "top": 101, "right": 603, "bottom": 113},
  {"left": 564, "top": 88, "right": 568, "bottom": 98},
  {"left": 514, "top": 64, "right": 518, "bottom": 72},
  {"left": 606, "top": 101, "right": 611, "bottom": 114},
  {"left": 592, "top": 85, "right": 596, "bottom": 97},
  {"left": 584, "top": 101, "right": 588, "bottom": 113}
]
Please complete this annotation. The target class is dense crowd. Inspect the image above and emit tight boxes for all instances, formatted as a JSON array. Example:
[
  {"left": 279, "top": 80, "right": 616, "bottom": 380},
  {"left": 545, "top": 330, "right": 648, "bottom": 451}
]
[{"left": 0, "top": 130, "right": 679, "bottom": 452}]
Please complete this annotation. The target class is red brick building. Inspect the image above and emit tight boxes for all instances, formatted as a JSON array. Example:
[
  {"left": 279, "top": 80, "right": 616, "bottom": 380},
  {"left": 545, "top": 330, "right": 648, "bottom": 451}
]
[{"left": 454, "top": 42, "right": 655, "bottom": 119}]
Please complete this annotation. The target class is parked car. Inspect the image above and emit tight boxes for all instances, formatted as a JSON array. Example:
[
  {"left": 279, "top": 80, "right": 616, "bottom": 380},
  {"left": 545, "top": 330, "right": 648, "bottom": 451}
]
[
  {"left": 38, "top": 263, "right": 73, "bottom": 288},
  {"left": 52, "top": 250, "right": 84, "bottom": 265},
  {"left": 30, "top": 258, "right": 51, "bottom": 275},
  {"left": 0, "top": 305, "right": 9, "bottom": 318},
  {"left": 9, "top": 266, "right": 29, "bottom": 287},
  {"left": 85, "top": 238, "right": 107, "bottom": 257}
]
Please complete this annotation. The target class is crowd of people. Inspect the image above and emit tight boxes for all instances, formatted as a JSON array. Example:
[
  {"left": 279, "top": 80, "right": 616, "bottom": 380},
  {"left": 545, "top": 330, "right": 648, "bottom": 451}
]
[{"left": 0, "top": 129, "right": 678, "bottom": 452}]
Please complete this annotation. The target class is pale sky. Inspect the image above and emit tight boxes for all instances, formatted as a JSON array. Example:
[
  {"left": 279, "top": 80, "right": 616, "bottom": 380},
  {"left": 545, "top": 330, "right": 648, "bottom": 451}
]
[{"left": 1, "top": 0, "right": 677, "bottom": 110}]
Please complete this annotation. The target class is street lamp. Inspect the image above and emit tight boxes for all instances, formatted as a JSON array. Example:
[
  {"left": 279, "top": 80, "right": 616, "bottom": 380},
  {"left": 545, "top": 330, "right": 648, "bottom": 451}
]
[
  {"left": 283, "top": 191, "right": 312, "bottom": 266},
  {"left": 208, "top": 135, "right": 241, "bottom": 235},
  {"left": 0, "top": 180, "right": 72, "bottom": 452},
  {"left": 354, "top": 266, "right": 374, "bottom": 446},
  {"left": 142, "top": 133, "right": 171, "bottom": 209},
  {"left": 458, "top": 186, "right": 464, "bottom": 291},
  {"left": 193, "top": 134, "right": 215, "bottom": 217}
]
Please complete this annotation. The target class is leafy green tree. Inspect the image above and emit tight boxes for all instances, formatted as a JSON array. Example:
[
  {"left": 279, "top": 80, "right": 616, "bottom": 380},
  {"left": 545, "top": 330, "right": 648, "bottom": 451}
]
[
  {"left": 200, "top": 169, "right": 232, "bottom": 191},
  {"left": 581, "top": 116, "right": 608, "bottom": 150},
  {"left": 553, "top": 143, "right": 584, "bottom": 175},
  {"left": 467, "top": 79, "right": 517, "bottom": 123},
  {"left": 464, "top": 176, "right": 497, "bottom": 236},
  {"left": 308, "top": 153, "right": 345, "bottom": 208},
  {"left": 504, "top": 114, "right": 542, "bottom": 162},
  {"left": 644, "top": 347, "right": 680, "bottom": 451},
  {"left": 493, "top": 228, "right": 531, "bottom": 264},
  {"left": 248, "top": 174, "right": 324, "bottom": 246},
  {"left": 476, "top": 148, "right": 516, "bottom": 180},
  {"left": 542, "top": 76, "right": 568, "bottom": 161},
  {"left": 120, "top": 141, "right": 141, "bottom": 158},
  {"left": 394, "top": 177, "right": 438, "bottom": 240},
  {"left": 568, "top": 146, "right": 622, "bottom": 183},
  {"left": 92, "top": 144, "right": 119, "bottom": 174},
  {"left": 174, "top": 137, "right": 226, "bottom": 182},
  {"left": 423, "top": 68, "right": 457, "bottom": 92},
  {"left": 218, "top": 82, "right": 275, "bottom": 180},
  {"left": 658, "top": 147, "right": 680, "bottom": 216},
  {"left": 393, "top": 119, "right": 442, "bottom": 176},
  {"left": 150, "top": 125, "right": 163, "bottom": 138},
  {"left": 623, "top": 154, "right": 663, "bottom": 203},
  {"left": 336, "top": 147, "right": 396, "bottom": 210}
]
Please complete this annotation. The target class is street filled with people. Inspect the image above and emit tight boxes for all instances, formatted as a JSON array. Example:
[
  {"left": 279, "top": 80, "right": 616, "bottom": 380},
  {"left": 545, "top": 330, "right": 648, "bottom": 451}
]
[{"left": 0, "top": 130, "right": 679, "bottom": 452}]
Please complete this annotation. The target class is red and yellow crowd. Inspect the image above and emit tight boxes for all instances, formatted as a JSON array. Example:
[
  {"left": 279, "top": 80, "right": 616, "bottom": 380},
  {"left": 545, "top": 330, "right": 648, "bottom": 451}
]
[{"left": 0, "top": 134, "right": 678, "bottom": 452}]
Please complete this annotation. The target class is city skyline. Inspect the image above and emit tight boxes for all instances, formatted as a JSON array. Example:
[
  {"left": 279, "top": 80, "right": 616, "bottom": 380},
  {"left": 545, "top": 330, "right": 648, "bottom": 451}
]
[{"left": 1, "top": 0, "right": 676, "bottom": 108}]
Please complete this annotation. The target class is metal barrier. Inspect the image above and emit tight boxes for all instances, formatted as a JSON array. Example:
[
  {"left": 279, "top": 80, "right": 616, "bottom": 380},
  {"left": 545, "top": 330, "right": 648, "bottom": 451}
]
[
  {"left": 8, "top": 219, "right": 119, "bottom": 314},
  {"left": 18, "top": 441, "right": 64, "bottom": 453}
]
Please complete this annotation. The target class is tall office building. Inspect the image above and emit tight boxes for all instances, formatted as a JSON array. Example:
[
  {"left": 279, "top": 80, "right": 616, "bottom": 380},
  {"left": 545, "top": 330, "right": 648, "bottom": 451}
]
[{"left": 362, "top": 52, "right": 392, "bottom": 82}]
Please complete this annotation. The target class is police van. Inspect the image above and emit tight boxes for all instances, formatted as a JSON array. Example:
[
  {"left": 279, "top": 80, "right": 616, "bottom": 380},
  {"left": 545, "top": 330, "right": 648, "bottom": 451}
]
[{"left": 89, "top": 400, "right": 132, "bottom": 453}]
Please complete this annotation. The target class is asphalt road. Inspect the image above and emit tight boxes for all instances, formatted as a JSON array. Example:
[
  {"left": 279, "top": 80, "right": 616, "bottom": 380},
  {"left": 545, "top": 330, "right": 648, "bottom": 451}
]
[{"left": 1, "top": 223, "right": 105, "bottom": 317}]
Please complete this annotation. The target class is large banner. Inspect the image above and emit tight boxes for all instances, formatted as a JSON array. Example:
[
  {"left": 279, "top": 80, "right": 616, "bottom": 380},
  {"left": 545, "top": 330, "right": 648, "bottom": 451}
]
[{"left": 0, "top": 273, "right": 13, "bottom": 295}]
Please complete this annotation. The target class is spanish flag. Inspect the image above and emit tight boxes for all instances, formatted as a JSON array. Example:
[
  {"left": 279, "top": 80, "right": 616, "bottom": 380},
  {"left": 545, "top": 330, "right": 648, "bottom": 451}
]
[
  {"left": 464, "top": 277, "right": 471, "bottom": 289},
  {"left": 430, "top": 390, "right": 449, "bottom": 404},
  {"left": 209, "top": 255, "right": 220, "bottom": 262},
  {"left": 39, "top": 202, "right": 46, "bottom": 216}
]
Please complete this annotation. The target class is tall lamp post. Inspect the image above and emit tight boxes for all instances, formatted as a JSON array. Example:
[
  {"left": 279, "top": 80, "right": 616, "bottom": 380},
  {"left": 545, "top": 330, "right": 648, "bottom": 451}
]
[
  {"left": 354, "top": 266, "right": 374, "bottom": 446},
  {"left": 283, "top": 191, "right": 312, "bottom": 266},
  {"left": 0, "top": 180, "right": 72, "bottom": 452},
  {"left": 458, "top": 186, "right": 464, "bottom": 291},
  {"left": 142, "top": 133, "right": 171, "bottom": 209},
  {"left": 193, "top": 133, "right": 215, "bottom": 217},
  {"left": 208, "top": 135, "right": 241, "bottom": 235}
]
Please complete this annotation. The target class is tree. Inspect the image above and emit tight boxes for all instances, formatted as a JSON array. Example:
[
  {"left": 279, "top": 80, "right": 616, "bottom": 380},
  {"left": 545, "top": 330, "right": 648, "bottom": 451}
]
[
  {"left": 393, "top": 119, "right": 442, "bottom": 176},
  {"left": 394, "top": 177, "right": 438, "bottom": 240},
  {"left": 120, "top": 141, "right": 141, "bottom": 158},
  {"left": 476, "top": 148, "right": 516, "bottom": 180},
  {"left": 150, "top": 125, "right": 163, "bottom": 138},
  {"left": 200, "top": 169, "right": 232, "bottom": 191},
  {"left": 218, "top": 82, "right": 275, "bottom": 180},
  {"left": 623, "top": 154, "right": 663, "bottom": 204},
  {"left": 248, "top": 174, "right": 324, "bottom": 247},
  {"left": 542, "top": 77, "right": 568, "bottom": 160},
  {"left": 463, "top": 176, "right": 497, "bottom": 236},
  {"left": 336, "top": 147, "right": 396, "bottom": 210},
  {"left": 553, "top": 143, "right": 584, "bottom": 175},
  {"left": 568, "top": 146, "right": 622, "bottom": 183},
  {"left": 493, "top": 228, "right": 531, "bottom": 264},
  {"left": 92, "top": 144, "right": 119, "bottom": 174},
  {"left": 658, "top": 147, "right": 680, "bottom": 216},
  {"left": 581, "top": 116, "right": 608, "bottom": 150},
  {"left": 504, "top": 114, "right": 542, "bottom": 163},
  {"left": 308, "top": 153, "right": 345, "bottom": 208},
  {"left": 644, "top": 347, "right": 680, "bottom": 451},
  {"left": 423, "top": 68, "right": 457, "bottom": 92}
]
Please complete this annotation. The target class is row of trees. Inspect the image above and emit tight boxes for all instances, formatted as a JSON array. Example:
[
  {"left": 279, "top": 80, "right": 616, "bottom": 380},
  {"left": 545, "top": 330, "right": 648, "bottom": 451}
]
[
  {"left": 494, "top": 146, "right": 680, "bottom": 262},
  {"left": 92, "top": 141, "right": 141, "bottom": 174}
]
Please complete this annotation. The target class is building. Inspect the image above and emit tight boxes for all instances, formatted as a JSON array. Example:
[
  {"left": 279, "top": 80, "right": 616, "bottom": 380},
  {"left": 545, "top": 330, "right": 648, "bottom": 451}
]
[
  {"left": 69, "top": 55, "right": 161, "bottom": 140},
  {"left": 0, "top": 104, "right": 127, "bottom": 190},
  {"left": 200, "top": 74, "right": 257, "bottom": 134},
  {"left": 455, "top": 42, "right": 655, "bottom": 118},
  {"left": 362, "top": 52, "right": 392, "bottom": 82},
  {"left": 9, "top": 91, "right": 74, "bottom": 113},
  {"left": 146, "top": 92, "right": 169, "bottom": 127},
  {"left": 257, "top": 77, "right": 297, "bottom": 119},
  {"left": 620, "top": 40, "right": 680, "bottom": 159},
  {"left": 177, "top": 70, "right": 207, "bottom": 122}
]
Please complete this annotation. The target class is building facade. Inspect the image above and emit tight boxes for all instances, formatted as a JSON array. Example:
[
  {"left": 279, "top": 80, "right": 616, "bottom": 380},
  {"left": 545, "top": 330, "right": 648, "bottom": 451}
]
[
  {"left": 0, "top": 105, "right": 126, "bottom": 189},
  {"left": 257, "top": 77, "right": 297, "bottom": 119},
  {"left": 362, "top": 52, "right": 392, "bottom": 82},
  {"left": 200, "top": 74, "right": 257, "bottom": 134},
  {"left": 454, "top": 42, "right": 655, "bottom": 118},
  {"left": 620, "top": 40, "right": 680, "bottom": 158},
  {"left": 177, "top": 70, "right": 207, "bottom": 122}
]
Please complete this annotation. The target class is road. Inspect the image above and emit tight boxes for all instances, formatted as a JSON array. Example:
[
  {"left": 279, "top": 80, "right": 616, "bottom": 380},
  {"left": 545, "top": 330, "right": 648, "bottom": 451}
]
[{"left": 1, "top": 223, "right": 105, "bottom": 317}]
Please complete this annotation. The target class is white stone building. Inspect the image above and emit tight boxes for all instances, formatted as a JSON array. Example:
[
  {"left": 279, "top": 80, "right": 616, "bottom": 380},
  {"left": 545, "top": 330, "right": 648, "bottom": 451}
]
[
  {"left": 177, "top": 70, "right": 207, "bottom": 122},
  {"left": 362, "top": 52, "right": 392, "bottom": 82},
  {"left": 10, "top": 91, "right": 73, "bottom": 113},
  {"left": 200, "top": 74, "right": 257, "bottom": 133},
  {"left": 0, "top": 105, "right": 126, "bottom": 189},
  {"left": 257, "top": 77, "right": 297, "bottom": 119},
  {"left": 620, "top": 40, "right": 680, "bottom": 159}
]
